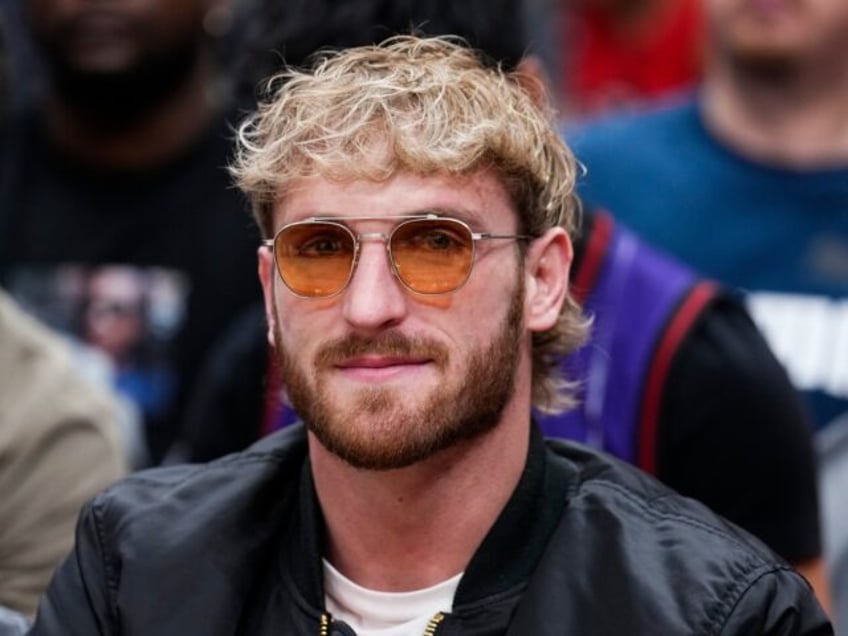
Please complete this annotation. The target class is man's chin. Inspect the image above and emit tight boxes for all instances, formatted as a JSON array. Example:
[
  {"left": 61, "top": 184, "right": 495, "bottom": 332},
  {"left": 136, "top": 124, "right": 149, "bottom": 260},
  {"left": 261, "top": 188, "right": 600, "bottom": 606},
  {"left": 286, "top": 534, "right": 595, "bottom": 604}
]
[{"left": 309, "top": 421, "right": 445, "bottom": 471}]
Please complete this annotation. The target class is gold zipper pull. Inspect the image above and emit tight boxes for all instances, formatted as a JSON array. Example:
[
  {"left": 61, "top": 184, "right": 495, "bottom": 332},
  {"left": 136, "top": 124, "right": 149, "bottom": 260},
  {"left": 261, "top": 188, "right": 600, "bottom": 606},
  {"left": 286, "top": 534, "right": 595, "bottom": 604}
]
[
  {"left": 423, "top": 612, "right": 446, "bottom": 635},
  {"left": 320, "top": 610, "right": 446, "bottom": 635},
  {"left": 320, "top": 613, "right": 359, "bottom": 636}
]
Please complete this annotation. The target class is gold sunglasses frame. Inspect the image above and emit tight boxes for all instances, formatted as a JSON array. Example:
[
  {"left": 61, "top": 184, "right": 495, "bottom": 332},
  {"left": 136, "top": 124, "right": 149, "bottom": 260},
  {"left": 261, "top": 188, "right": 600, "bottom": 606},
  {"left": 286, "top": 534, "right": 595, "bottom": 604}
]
[{"left": 263, "top": 213, "right": 531, "bottom": 298}]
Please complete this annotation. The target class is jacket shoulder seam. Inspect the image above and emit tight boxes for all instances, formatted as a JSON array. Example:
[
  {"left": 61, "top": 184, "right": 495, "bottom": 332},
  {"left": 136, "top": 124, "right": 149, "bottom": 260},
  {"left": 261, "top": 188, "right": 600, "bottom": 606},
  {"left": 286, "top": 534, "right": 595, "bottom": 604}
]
[
  {"left": 583, "top": 477, "right": 768, "bottom": 557},
  {"left": 91, "top": 496, "right": 120, "bottom": 631},
  {"left": 710, "top": 564, "right": 802, "bottom": 634}
]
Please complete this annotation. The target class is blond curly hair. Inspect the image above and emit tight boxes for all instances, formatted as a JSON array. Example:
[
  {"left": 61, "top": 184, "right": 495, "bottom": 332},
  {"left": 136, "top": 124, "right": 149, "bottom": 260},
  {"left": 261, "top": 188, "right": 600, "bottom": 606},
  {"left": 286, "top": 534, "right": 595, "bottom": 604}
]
[{"left": 231, "top": 35, "right": 589, "bottom": 413}]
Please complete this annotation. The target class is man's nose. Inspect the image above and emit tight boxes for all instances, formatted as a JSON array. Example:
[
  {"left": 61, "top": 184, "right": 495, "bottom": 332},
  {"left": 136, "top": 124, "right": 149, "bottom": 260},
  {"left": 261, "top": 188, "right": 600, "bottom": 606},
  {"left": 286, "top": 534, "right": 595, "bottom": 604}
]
[{"left": 341, "top": 239, "right": 408, "bottom": 330}]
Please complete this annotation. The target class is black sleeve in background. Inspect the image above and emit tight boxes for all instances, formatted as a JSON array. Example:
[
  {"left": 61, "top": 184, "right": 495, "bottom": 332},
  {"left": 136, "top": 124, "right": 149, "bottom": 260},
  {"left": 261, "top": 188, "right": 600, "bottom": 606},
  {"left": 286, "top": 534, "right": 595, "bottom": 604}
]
[
  {"left": 175, "top": 303, "right": 270, "bottom": 463},
  {"left": 656, "top": 293, "right": 822, "bottom": 564}
]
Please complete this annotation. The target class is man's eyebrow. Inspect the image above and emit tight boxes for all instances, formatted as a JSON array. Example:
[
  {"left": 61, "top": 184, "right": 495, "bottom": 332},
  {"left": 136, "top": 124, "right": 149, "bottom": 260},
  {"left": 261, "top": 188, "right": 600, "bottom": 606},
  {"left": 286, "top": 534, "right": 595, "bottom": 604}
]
[
  {"left": 420, "top": 206, "right": 486, "bottom": 227},
  {"left": 287, "top": 206, "right": 488, "bottom": 226}
]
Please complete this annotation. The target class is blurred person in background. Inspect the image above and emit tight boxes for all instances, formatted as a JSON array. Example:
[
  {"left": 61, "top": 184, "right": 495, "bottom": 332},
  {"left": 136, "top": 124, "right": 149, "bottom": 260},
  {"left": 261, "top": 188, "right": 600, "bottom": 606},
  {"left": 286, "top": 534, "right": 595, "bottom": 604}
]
[
  {"left": 569, "top": 0, "right": 848, "bottom": 617},
  {"left": 558, "top": 0, "right": 705, "bottom": 117},
  {"left": 568, "top": 0, "right": 848, "bottom": 434},
  {"left": 0, "top": 0, "right": 263, "bottom": 464},
  {"left": 0, "top": 288, "right": 126, "bottom": 620}
]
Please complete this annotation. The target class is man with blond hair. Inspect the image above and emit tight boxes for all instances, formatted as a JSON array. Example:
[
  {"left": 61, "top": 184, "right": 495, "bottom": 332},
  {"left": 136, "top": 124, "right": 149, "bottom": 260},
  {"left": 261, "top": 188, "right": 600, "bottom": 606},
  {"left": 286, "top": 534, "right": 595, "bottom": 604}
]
[{"left": 30, "top": 37, "right": 830, "bottom": 634}]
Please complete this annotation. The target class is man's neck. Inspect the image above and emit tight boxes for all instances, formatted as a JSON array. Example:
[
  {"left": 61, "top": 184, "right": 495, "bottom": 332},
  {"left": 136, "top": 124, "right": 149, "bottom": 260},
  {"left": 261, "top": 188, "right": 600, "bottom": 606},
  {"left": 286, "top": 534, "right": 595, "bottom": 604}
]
[
  {"left": 43, "top": 55, "right": 220, "bottom": 171},
  {"left": 701, "top": 56, "right": 848, "bottom": 167},
  {"left": 309, "top": 400, "right": 531, "bottom": 593}
]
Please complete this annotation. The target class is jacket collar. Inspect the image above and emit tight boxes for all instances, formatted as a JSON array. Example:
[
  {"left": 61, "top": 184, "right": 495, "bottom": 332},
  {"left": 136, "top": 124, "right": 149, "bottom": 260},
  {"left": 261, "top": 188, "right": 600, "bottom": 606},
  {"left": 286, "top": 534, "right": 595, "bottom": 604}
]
[
  {"left": 454, "top": 424, "right": 571, "bottom": 607},
  {"left": 281, "top": 423, "right": 572, "bottom": 613}
]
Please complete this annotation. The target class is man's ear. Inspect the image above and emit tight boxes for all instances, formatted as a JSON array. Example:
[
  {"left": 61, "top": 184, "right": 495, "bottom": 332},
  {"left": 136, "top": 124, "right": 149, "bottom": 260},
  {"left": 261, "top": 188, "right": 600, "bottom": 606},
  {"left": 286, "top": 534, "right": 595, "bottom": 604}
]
[
  {"left": 257, "top": 246, "right": 277, "bottom": 347},
  {"left": 524, "top": 227, "right": 572, "bottom": 332}
]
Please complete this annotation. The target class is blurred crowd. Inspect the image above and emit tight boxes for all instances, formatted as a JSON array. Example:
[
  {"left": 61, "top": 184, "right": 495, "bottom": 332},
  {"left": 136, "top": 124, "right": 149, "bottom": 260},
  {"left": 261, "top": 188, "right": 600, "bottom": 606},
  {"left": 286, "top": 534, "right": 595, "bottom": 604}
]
[{"left": 0, "top": 0, "right": 845, "bottom": 630}]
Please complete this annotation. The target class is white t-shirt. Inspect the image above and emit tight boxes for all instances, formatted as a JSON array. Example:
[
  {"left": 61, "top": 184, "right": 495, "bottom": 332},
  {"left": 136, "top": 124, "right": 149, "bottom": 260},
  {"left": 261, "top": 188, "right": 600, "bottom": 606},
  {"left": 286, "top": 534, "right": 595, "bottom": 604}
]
[{"left": 323, "top": 559, "right": 462, "bottom": 635}]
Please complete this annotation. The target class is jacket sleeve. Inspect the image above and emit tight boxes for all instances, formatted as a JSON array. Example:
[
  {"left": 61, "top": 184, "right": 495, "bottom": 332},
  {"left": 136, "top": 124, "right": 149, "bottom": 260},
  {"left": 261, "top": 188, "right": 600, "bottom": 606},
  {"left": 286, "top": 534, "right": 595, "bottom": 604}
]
[
  {"left": 28, "top": 498, "right": 116, "bottom": 635},
  {"left": 719, "top": 567, "right": 833, "bottom": 635}
]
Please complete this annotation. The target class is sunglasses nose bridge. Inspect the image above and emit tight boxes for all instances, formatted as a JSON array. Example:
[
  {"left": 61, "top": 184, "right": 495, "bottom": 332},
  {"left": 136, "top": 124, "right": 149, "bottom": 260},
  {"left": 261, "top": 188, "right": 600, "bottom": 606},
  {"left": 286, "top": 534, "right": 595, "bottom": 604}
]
[
  {"left": 356, "top": 231, "right": 390, "bottom": 243},
  {"left": 352, "top": 232, "right": 393, "bottom": 266},
  {"left": 349, "top": 231, "right": 400, "bottom": 285}
]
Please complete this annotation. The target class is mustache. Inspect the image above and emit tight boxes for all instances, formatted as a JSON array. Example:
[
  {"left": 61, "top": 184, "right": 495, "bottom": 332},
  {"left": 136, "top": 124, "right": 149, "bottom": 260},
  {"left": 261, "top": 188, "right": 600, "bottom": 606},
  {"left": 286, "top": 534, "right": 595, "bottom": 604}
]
[{"left": 314, "top": 331, "right": 450, "bottom": 368}]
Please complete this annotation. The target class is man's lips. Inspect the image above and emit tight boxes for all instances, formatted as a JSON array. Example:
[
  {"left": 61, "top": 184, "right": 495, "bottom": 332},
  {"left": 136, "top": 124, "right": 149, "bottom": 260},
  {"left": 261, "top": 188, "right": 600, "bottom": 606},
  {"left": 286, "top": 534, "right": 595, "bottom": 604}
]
[
  {"left": 335, "top": 355, "right": 432, "bottom": 369},
  {"left": 332, "top": 355, "right": 433, "bottom": 379},
  {"left": 313, "top": 332, "right": 449, "bottom": 380}
]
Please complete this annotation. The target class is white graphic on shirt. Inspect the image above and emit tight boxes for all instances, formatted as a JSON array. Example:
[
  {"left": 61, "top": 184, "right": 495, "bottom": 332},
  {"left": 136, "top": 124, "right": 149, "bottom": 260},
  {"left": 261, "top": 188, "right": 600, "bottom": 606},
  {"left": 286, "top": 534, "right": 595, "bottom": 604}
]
[{"left": 747, "top": 292, "right": 848, "bottom": 400}]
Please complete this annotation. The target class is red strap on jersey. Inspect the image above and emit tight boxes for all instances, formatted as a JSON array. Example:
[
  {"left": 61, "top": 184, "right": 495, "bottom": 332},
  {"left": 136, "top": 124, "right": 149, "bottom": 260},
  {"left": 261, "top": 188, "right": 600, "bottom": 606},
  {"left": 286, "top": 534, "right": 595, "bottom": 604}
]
[
  {"left": 571, "top": 210, "right": 614, "bottom": 305},
  {"left": 637, "top": 280, "right": 717, "bottom": 474}
]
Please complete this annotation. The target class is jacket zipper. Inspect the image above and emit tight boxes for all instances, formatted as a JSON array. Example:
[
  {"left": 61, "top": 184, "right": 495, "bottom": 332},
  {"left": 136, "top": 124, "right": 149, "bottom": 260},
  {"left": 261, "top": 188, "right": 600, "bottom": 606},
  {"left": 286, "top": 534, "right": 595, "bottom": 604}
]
[
  {"left": 423, "top": 612, "right": 446, "bottom": 634},
  {"left": 319, "top": 611, "right": 446, "bottom": 635}
]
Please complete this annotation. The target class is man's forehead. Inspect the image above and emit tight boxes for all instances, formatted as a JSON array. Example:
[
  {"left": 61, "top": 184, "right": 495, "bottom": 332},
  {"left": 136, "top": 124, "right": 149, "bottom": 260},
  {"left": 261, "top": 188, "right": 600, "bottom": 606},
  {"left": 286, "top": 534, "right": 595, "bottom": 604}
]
[{"left": 272, "top": 169, "right": 517, "bottom": 228}]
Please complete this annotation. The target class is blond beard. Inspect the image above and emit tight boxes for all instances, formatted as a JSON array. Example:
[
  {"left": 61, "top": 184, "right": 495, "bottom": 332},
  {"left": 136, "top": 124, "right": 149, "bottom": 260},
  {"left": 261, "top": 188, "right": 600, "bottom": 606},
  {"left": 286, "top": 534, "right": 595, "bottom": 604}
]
[{"left": 273, "top": 279, "right": 526, "bottom": 470}]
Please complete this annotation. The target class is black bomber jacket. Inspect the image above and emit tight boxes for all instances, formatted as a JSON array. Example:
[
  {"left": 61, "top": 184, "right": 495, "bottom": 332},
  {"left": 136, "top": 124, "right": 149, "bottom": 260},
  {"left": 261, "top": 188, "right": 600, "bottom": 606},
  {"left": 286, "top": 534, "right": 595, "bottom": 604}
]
[{"left": 30, "top": 425, "right": 831, "bottom": 635}]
